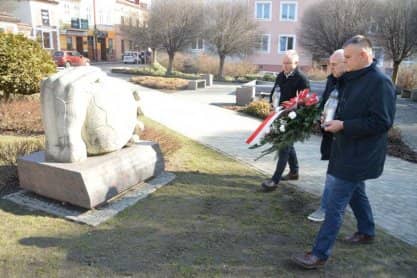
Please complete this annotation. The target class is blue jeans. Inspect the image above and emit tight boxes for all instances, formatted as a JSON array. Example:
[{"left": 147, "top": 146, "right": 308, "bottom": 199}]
[
  {"left": 319, "top": 174, "right": 332, "bottom": 210},
  {"left": 312, "top": 174, "right": 375, "bottom": 260},
  {"left": 271, "top": 145, "right": 299, "bottom": 183}
]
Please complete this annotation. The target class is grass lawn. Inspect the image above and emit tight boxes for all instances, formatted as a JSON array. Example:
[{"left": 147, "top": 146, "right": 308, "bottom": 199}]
[{"left": 0, "top": 118, "right": 416, "bottom": 277}]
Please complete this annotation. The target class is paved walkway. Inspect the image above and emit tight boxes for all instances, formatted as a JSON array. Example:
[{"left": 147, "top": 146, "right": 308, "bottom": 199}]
[{"left": 107, "top": 70, "right": 417, "bottom": 246}]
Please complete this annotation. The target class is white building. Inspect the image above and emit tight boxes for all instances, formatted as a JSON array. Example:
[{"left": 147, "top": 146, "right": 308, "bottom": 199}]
[{"left": 12, "top": 0, "right": 60, "bottom": 52}]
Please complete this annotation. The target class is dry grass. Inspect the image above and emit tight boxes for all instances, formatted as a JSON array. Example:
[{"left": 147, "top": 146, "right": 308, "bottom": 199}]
[
  {"left": 0, "top": 137, "right": 44, "bottom": 166},
  {"left": 130, "top": 76, "right": 189, "bottom": 90},
  {"left": 158, "top": 52, "right": 259, "bottom": 77},
  {"left": 0, "top": 98, "right": 43, "bottom": 135},
  {"left": 397, "top": 64, "right": 417, "bottom": 90},
  {"left": 306, "top": 67, "right": 328, "bottom": 81}
]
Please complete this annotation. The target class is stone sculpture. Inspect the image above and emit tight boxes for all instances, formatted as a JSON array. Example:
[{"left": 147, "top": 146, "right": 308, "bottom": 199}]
[{"left": 40, "top": 66, "right": 144, "bottom": 162}]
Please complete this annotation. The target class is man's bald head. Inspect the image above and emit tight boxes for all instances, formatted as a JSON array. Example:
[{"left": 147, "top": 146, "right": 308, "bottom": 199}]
[
  {"left": 329, "top": 49, "right": 346, "bottom": 78},
  {"left": 282, "top": 50, "right": 299, "bottom": 74}
]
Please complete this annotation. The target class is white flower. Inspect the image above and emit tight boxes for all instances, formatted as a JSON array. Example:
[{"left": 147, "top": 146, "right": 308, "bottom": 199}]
[
  {"left": 279, "top": 125, "right": 286, "bottom": 132},
  {"left": 288, "top": 111, "right": 297, "bottom": 120}
]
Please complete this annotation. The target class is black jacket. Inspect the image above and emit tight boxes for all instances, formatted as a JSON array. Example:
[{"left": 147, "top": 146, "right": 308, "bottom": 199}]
[
  {"left": 269, "top": 68, "right": 310, "bottom": 104},
  {"left": 320, "top": 75, "right": 339, "bottom": 160},
  {"left": 327, "top": 62, "right": 396, "bottom": 181}
]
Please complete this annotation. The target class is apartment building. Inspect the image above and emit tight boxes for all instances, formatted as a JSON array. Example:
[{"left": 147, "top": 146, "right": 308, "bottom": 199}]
[
  {"left": 114, "top": 0, "right": 149, "bottom": 60},
  {"left": 12, "top": 0, "right": 61, "bottom": 52},
  {"left": 0, "top": 12, "right": 32, "bottom": 37},
  {"left": 248, "top": 0, "right": 316, "bottom": 72},
  {"left": 57, "top": 0, "right": 89, "bottom": 57},
  {"left": 10, "top": 0, "right": 149, "bottom": 61}
]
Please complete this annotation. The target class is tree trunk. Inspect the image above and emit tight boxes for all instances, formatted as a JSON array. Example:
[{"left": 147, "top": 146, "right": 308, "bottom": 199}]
[
  {"left": 167, "top": 52, "right": 175, "bottom": 75},
  {"left": 218, "top": 55, "right": 226, "bottom": 80},
  {"left": 3, "top": 91, "right": 10, "bottom": 102},
  {"left": 392, "top": 61, "right": 401, "bottom": 84},
  {"left": 151, "top": 48, "right": 157, "bottom": 64}
]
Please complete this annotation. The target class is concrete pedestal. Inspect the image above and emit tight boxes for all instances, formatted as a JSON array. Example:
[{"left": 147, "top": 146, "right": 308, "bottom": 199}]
[{"left": 17, "top": 141, "right": 164, "bottom": 209}]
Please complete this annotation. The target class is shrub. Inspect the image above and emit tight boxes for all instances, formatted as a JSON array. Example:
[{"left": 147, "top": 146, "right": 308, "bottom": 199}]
[
  {"left": 262, "top": 73, "right": 276, "bottom": 82},
  {"left": 397, "top": 64, "right": 417, "bottom": 90},
  {"left": 306, "top": 67, "right": 328, "bottom": 81},
  {"left": 241, "top": 100, "right": 271, "bottom": 119},
  {"left": 112, "top": 62, "right": 200, "bottom": 80},
  {"left": 130, "top": 76, "right": 189, "bottom": 90},
  {"left": 0, "top": 33, "right": 56, "bottom": 101},
  {"left": 0, "top": 138, "right": 44, "bottom": 165}
]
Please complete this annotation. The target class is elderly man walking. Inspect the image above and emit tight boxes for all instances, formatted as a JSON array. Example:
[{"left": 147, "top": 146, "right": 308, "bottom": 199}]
[
  {"left": 307, "top": 49, "right": 347, "bottom": 222},
  {"left": 261, "top": 50, "right": 310, "bottom": 192},
  {"left": 292, "top": 35, "right": 396, "bottom": 269}
]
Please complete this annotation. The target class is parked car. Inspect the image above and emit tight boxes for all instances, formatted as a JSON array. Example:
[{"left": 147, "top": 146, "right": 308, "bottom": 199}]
[
  {"left": 53, "top": 51, "right": 90, "bottom": 67},
  {"left": 122, "top": 51, "right": 141, "bottom": 64}
]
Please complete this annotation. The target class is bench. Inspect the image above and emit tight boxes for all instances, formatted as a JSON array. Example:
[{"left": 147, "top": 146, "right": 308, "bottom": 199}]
[{"left": 187, "top": 79, "right": 206, "bottom": 90}]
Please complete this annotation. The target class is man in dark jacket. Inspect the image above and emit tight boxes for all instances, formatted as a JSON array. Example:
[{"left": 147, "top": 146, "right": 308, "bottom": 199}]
[
  {"left": 307, "top": 49, "right": 346, "bottom": 222},
  {"left": 292, "top": 35, "right": 396, "bottom": 269},
  {"left": 261, "top": 50, "right": 310, "bottom": 192}
]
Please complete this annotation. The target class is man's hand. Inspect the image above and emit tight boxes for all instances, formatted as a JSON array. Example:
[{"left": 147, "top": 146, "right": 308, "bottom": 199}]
[{"left": 323, "top": 120, "right": 344, "bottom": 133}]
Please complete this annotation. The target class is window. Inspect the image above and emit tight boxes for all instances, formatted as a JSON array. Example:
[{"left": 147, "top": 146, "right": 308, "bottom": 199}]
[
  {"left": 255, "top": 1, "right": 271, "bottom": 20},
  {"left": 191, "top": 38, "right": 204, "bottom": 51},
  {"left": 372, "top": 47, "right": 384, "bottom": 67},
  {"left": 279, "top": 35, "right": 295, "bottom": 53},
  {"left": 66, "top": 37, "right": 73, "bottom": 50},
  {"left": 43, "top": 32, "right": 51, "bottom": 48},
  {"left": 41, "top": 9, "right": 50, "bottom": 26},
  {"left": 257, "top": 34, "right": 271, "bottom": 53},
  {"left": 280, "top": 2, "right": 297, "bottom": 21},
  {"left": 121, "top": 16, "right": 125, "bottom": 25}
]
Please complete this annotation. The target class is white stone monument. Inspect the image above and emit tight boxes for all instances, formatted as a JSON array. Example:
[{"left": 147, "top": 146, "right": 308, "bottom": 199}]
[{"left": 17, "top": 67, "right": 165, "bottom": 209}]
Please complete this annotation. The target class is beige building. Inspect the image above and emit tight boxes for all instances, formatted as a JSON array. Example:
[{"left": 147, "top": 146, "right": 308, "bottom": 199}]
[
  {"left": 248, "top": 0, "right": 316, "bottom": 72},
  {"left": 57, "top": 0, "right": 89, "bottom": 56}
]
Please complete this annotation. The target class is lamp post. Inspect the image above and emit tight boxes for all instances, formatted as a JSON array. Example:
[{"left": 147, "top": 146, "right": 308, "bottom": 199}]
[{"left": 93, "top": 0, "right": 98, "bottom": 61}]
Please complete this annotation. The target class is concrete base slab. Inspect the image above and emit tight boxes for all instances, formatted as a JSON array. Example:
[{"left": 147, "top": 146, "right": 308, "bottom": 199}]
[
  {"left": 17, "top": 141, "right": 164, "bottom": 208},
  {"left": 3, "top": 171, "right": 175, "bottom": 226}
]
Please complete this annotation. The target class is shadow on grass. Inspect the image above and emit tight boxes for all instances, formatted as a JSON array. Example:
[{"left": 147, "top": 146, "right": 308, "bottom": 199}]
[{"left": 5, "top": 171, "right": 417, "bottom": 276}]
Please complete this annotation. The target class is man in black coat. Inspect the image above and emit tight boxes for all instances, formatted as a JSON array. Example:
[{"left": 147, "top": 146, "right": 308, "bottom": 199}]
[
  {"left": 292, "top": 35, "right": 396, "bottom": 269},
  {"left": 261, "top": 50, "right": 310, "bottom": 192},
  {"left": 307, "top": 49, "right": 346, "bottom": 222}
]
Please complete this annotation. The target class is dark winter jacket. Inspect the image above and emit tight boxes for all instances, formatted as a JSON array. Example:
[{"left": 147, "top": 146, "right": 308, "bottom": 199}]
[
  {"left": 327, "top": 61, "right": 396, "bottom": 182},
  {"left": 320, "top": 75, "right": 339, "bottom": 160},
  {"left": 269, "top": 68, "right": 310, "bottom": 104}
]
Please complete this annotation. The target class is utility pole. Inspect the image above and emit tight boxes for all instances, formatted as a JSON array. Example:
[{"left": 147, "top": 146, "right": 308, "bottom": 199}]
[{"left": 93, "top": 0, "right": 98, "bottom": 61}]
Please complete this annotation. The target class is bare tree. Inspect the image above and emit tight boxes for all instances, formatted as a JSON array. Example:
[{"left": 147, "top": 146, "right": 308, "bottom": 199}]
[
  {"left": 374, "top": 0, "right": 417, "bottom": 83},
  {"left": 121, "top": 21, "right": 160, "bottom": 64},
  {"left": 146, "top": 0, "right": 205, "bottom": 75},
  {"left": 204, "top": 0, "right": 259, "bottom": 79},
  {"left": 299, "top": 0, "right": 373, "bottom": 59}
]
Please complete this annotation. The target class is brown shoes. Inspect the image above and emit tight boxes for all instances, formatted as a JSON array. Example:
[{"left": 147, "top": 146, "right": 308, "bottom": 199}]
[
  {"left": 343, "top": 232, "right": 375, "bottom": 244},
  {"left": 291, "top": 252, "right": 326, "bottom": 269},
  {"left": 281, "top": 172, "right": 299, "bottom": 181}
]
